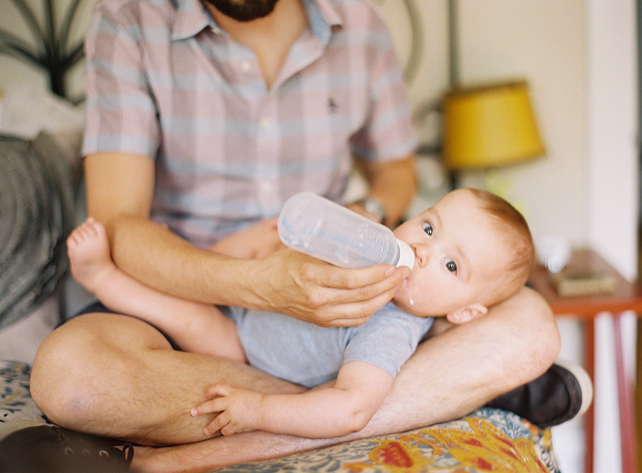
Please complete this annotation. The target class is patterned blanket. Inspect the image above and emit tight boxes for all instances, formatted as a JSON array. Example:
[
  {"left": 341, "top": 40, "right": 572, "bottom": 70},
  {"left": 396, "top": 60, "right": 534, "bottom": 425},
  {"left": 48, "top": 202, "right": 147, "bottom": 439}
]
[{"left": 214, "top": 408, "right": 559, "bottom": 472}]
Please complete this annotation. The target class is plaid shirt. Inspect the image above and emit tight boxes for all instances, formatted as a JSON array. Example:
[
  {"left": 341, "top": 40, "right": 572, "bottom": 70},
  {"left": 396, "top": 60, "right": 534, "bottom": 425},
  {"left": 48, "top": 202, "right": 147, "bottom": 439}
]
[{"left": 82, "top": 0, "right": 416, "bottom": 248}]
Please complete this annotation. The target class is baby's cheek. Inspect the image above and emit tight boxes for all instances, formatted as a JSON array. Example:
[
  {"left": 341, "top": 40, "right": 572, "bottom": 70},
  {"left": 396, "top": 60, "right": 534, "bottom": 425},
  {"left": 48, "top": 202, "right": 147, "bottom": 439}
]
[{"left": 392, "top": 283, "right": 421, "bottom": 315}]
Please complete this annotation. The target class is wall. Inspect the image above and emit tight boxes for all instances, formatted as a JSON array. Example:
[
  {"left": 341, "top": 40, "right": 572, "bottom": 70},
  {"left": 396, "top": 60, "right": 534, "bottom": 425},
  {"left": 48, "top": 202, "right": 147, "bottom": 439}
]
[
  {"left": 419, "top": 0, "right": 588, "bottom": 251},
  {"left": 587, "top": 0, "right": 638, "bottom": 279},
  {"left": 383, "top": 0, "right": 636, "bottom": 279},
  {"left": 586, "top": 1, "right": 638, "bottom": 472}
]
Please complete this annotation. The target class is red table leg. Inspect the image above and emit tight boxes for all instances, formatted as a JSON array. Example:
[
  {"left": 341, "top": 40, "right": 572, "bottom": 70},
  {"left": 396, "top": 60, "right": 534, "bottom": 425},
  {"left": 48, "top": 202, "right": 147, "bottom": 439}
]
[
  {"left": 585, "top": 319, "right": 595, "bottom": 473},
  {"left": 614, "top": 313, "right": 638, "bottom": 473}
]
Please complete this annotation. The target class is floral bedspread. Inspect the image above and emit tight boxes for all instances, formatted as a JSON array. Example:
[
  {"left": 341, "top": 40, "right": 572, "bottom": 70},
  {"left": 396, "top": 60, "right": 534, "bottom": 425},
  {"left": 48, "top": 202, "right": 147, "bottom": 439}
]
[
  {"left": 0, "top": 361, "right": 48, "bottom": 438},
  {"left": 214, "top": 407, "right": 560, "bottom": 473},
  {"left": 1, "top": 361, "right": 560, "bottom": 472}
]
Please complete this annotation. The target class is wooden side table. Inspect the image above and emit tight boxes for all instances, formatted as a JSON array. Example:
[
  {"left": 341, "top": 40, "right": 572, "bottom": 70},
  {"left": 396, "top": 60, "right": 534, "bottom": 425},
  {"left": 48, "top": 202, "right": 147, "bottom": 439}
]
[{"left": 529, "top": 248, "right": 642, "bottom": 473}]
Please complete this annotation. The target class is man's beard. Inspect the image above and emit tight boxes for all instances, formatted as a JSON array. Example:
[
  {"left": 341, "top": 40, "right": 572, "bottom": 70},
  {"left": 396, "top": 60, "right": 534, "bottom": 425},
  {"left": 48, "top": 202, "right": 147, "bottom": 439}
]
[{"left": 203, "top": 0, "right": 280, "bottom": 22}]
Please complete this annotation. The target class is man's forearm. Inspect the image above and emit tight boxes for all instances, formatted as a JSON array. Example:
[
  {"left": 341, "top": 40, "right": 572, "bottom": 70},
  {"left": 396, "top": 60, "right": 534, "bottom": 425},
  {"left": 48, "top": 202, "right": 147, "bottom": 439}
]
[
  {"left": 358, "top": 155, "right": 416, "bottom": 227},
  {"left": 104, "top": 213, "right": 409, "bottom": 326},
  {"left": 106, "top": 214, "right": 246, "bottom": 306}
]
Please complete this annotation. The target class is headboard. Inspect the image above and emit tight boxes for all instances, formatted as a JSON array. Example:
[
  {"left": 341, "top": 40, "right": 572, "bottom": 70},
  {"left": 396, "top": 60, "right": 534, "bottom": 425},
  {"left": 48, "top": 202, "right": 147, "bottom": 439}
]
[{"left": 0, "top": 0, "right": 87, "bottom": 102}]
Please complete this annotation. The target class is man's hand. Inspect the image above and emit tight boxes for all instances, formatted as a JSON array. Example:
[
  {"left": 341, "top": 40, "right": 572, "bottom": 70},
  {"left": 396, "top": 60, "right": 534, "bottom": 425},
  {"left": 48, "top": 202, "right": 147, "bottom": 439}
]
[
  {"left": 209, "top": 217, "right": 408, "bottom": 327},
  {"left": 244, "top": 249, "right": 410, "bottom": 327},
  {"left": 191, "top": 384, "right": 263, "bottom": 436}
]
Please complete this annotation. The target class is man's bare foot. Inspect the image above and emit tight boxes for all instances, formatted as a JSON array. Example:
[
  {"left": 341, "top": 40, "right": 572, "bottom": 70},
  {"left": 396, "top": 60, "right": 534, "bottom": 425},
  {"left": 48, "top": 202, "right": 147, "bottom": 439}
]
[{"left": 67, "top": 218, "right": 118, "bottom": 294}]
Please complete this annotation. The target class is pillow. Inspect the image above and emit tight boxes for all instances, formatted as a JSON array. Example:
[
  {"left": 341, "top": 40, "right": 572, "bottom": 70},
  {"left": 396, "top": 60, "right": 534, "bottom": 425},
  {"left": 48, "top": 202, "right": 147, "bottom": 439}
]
[
  {"left": 0, "top": 85, "right": 84, "bottom": 177},
  {"left": 0, "top": 133, "right": 74, "bottom": 331}
]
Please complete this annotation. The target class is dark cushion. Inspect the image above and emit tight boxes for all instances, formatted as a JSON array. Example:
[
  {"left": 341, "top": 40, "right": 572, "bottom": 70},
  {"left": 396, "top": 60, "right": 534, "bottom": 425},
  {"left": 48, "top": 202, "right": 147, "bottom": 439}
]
[{"left": 0, "top": 133, "right": 74, "bottom": 330}]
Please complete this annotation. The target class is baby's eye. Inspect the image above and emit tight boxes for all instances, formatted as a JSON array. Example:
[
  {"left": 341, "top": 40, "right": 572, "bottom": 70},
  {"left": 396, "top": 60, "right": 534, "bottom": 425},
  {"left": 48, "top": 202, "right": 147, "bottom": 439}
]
[
  {"left": 422, "top": 222, "right": 433, "bottom": 236},
  {"left": 445, "top": 259, "right": 457, "bottom": 273}
]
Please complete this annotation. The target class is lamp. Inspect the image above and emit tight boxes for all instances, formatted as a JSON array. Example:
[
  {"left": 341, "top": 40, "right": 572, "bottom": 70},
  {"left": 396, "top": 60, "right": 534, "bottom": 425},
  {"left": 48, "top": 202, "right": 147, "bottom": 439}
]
[{"left": 442, "top": 81, "right": 544, "bottom": 171}]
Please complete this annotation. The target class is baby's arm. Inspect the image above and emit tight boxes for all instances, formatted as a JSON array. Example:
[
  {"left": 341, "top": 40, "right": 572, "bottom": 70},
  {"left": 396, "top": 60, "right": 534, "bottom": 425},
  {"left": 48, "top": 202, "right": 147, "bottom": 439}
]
[{"left": 191, "top": 361, "right": 393, "bottom": 438}]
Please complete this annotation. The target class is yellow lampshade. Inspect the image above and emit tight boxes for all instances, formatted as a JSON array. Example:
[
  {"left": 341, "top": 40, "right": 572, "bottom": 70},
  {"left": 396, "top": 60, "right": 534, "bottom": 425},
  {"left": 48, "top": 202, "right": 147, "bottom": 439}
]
[{"left": 443, "top": 81, "right": 545, "bottom": 170}]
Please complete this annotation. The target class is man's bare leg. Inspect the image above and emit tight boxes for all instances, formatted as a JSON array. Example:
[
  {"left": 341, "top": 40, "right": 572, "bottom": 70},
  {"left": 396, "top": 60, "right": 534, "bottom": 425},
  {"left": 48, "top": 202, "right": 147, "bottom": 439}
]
[
  {"left": 30, "top": 313, "right": 305, "bottom": 446},
  {"left": 67, "top": 218, "right": 244, "bottom": 361},
  {"left": 131, "top": 286, "right": 560, "bottom": 472}
]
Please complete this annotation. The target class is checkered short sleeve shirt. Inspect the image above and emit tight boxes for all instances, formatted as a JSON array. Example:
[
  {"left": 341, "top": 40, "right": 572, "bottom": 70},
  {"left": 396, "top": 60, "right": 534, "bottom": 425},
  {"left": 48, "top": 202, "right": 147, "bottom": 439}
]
[{"left": 82, "top": 0, "right": 417, "bottom": 247}]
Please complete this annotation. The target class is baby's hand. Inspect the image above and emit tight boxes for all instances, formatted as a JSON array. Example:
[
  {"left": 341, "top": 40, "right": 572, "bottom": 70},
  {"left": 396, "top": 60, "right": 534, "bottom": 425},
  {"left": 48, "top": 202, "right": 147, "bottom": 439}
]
[
  {"left": 191, "top": 384, "right": 264, "bottom": 436},
  {"left": 208, "top": 218, "right": 283, "bottom": 259}
]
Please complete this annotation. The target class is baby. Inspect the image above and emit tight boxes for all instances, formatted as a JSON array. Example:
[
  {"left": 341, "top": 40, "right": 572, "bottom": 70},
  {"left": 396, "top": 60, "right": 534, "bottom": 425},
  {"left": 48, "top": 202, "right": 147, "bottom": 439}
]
[{"left": 67, "top": 188, "right": 533, "bottom": 439}]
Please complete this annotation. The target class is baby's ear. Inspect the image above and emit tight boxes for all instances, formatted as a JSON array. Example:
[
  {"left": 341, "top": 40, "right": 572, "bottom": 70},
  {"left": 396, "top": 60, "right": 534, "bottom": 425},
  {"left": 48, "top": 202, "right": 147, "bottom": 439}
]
[{"left": 446, "top": 304, "right": 488, "bottom": 325}]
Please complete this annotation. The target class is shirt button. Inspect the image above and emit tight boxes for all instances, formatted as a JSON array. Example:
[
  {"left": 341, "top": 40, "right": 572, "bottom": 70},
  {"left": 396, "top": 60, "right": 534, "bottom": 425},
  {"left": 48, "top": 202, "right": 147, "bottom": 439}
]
[
  {"left": 260, "top": 117, "right": 271, "bottom": 128},
  {"left": 241, "top": 60, "right": 252, "bottom": 72},
  {"left": 260, "top": 180, "right": 273, "bottom": 192}
]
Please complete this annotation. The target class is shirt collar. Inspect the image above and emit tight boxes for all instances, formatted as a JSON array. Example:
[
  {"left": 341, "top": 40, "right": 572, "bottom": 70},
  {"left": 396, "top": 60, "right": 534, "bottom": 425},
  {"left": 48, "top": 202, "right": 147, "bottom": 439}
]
[
  {"left": 171, "top": 0, "right": 212, "bottom": 41},
  {"left": 304, "top": 0, "right": 342, "bottom": 44},
  {"left": 171, "top": 0, "right": 342, "bottom": 43}
]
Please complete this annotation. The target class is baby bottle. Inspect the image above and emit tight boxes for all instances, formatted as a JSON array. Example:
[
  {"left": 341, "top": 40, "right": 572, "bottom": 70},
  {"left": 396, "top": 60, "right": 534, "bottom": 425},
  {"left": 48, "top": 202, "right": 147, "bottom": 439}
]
[{"left": 277, "top": 192, "right": 415, "bottom": 269}]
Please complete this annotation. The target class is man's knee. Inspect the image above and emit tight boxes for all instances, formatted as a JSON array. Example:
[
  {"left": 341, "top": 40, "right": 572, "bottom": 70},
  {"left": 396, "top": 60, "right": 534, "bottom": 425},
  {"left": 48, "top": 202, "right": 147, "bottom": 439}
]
[
  {"left": 30, "top": 318, "right": 103, "bottom": 426},
  {"left": 529, "top": 298, "right": 561, "bottom": 367},
  {"left": 30, "top": 313, "right": 156, "bottom": 429},
  {"left": 514, "top": 299, "right": 561, "bottom": 383},
  {"left": 540, "top": 318, "right": 561, "bottom": 361}
]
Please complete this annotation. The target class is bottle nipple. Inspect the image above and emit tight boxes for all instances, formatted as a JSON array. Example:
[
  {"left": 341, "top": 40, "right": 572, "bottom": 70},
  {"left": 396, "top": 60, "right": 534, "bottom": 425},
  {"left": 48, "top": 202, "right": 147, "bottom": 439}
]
[{"left": 396, "top": 239, "right": 415, "bottom": 269}]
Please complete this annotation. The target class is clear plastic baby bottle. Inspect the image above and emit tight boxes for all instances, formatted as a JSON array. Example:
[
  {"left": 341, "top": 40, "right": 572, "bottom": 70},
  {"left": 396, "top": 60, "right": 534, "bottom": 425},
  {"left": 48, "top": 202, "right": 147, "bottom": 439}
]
[{"left": 277, "top": 192, "right": 415, "bottom": 269}]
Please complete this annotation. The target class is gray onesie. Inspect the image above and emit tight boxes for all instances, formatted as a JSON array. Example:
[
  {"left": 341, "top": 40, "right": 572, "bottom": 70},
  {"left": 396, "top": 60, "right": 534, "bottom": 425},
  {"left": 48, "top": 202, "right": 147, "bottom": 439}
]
[{"left": 223, "top": 303, "right": 433, "bottom": 388}]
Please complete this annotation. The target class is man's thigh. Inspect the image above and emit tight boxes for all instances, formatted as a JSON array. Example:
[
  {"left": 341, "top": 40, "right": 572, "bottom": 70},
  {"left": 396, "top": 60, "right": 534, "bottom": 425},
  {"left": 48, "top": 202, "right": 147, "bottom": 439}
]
[
  {"left": 65, "top": 301, "right": 181, "bottom": 350},
  {"left": 30, "top": 310, "right": 304, "bottom": 445},
  {"left": 30, "top": 312, "right": 179, "bottom": 437}
]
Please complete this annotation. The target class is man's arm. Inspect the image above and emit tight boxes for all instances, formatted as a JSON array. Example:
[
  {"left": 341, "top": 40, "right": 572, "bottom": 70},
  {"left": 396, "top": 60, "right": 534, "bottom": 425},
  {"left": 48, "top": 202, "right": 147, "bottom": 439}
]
[
  {"left": 349, "top": 155, "right": 416, "bottom": 227},
  {"left": 192, "top": 362, "right": 393, "bottom": 438},
  {"left": 371, "top": 286, "right": 560, "bottom": 430},
  {"left": 84, "top": 152, "right": 409, "bottom": 327}
]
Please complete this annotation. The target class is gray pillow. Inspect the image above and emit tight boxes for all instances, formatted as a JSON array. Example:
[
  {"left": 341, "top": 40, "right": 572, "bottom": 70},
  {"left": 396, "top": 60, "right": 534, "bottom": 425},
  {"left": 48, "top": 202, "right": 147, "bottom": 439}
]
[{"left": 0, "top": 133, "right": 74, "bottom": 330}]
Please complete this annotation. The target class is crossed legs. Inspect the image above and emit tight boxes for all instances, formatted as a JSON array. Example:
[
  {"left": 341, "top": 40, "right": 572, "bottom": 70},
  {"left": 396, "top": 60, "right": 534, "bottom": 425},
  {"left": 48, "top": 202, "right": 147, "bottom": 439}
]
[{"left": 31, "top": 313, "right": 304, "bottom": 446}]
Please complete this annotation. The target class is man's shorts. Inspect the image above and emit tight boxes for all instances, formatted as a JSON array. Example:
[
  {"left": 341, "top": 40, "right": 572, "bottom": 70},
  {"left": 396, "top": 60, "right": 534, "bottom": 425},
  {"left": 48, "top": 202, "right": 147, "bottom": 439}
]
[{"left": 69, "top": 301, "right": 181, "bottom": 350}]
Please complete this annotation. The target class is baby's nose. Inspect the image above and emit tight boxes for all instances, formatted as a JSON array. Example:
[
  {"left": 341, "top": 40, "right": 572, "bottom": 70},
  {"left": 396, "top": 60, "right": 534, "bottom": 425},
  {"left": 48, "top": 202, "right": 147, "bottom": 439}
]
[{"left": 412, "top": 242, "right": 429, "bottom": 265}]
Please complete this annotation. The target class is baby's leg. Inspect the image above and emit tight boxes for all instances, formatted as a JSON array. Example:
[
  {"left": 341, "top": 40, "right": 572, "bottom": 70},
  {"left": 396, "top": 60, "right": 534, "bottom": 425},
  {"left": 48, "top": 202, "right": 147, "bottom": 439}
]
[
  {"left": 67, "top": 217, "right": 119, "bottom": 295},
  {"left": 67, "top": 219, "right": 246, "bottom": 362}
]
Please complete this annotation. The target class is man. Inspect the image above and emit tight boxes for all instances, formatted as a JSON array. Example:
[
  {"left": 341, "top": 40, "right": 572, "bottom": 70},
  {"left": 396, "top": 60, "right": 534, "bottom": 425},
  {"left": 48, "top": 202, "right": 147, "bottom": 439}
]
[{"left": 28, "top": 0, "right": 573, "bottom": 471}]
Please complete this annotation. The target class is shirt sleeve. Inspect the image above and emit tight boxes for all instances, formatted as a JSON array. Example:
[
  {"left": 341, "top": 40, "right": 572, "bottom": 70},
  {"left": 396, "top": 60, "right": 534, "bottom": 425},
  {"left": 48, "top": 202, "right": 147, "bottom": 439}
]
[
  {"left": 343, "top": 304, "right": 433, "bottom": 378},
  {"left": 349, "top": 12, "right": 417, "bottom": 163},
  {"left": 82, "top": 2, "right": 161, "bottom": 159}
]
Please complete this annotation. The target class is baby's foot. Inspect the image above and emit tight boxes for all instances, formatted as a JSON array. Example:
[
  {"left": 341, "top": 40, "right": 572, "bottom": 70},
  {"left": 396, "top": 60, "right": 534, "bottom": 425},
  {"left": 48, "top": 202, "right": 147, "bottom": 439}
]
[{"left": 67, "top": 218, "right": 117, "bottom": 294}]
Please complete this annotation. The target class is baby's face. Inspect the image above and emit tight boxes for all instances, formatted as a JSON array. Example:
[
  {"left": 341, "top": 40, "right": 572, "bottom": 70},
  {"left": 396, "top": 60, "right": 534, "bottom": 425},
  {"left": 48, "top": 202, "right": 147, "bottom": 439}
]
[{"left": 392, "top": 189, "right": 512, "bottom": 317}]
